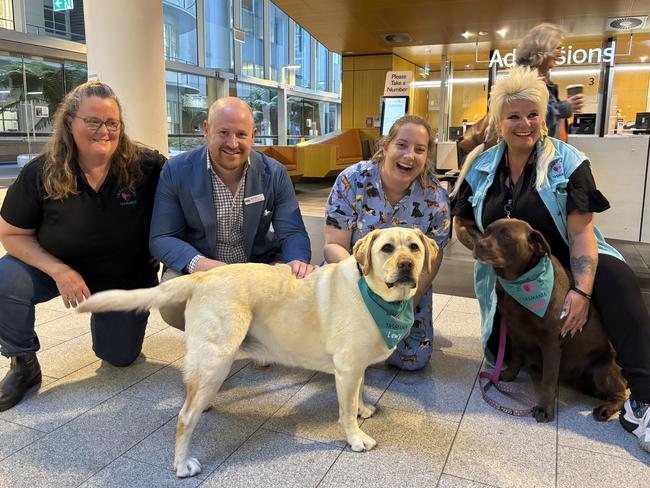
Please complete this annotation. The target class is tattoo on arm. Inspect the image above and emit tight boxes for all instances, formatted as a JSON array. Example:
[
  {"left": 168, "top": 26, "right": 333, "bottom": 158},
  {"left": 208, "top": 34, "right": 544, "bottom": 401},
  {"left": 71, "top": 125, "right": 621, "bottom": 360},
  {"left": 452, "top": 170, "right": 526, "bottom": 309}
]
[{"left": 570, "top": 255, "right": 597, "bottom": 277}]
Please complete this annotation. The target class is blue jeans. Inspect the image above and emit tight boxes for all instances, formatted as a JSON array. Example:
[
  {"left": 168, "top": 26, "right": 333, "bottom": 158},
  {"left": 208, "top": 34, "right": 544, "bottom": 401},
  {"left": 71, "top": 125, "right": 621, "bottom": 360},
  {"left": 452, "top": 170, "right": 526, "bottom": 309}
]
[{"left": 0, "top": 254, "right": 151, "bottom": 367}]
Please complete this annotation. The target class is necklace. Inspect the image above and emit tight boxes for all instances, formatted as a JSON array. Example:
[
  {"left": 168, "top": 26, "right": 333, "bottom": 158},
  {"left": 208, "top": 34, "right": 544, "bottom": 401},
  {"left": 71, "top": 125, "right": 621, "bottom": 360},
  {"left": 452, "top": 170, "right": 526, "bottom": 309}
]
[{"left": 503, "top": 149, "right": 535, "bottom": 219}]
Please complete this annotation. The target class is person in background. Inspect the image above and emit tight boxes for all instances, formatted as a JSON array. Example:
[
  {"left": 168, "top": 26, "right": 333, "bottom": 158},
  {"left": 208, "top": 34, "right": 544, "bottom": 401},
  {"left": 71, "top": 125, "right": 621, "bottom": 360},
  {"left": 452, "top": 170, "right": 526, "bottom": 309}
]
[
  {"left": 324, "top": 115, "right": 450, "bottom": 370},
  {"left": 0, "top": 81, "right": 165, "bottom": 411},
  {"left": 150, "top": 97, "right": 316, "bottom": 330},
  {"left": 452, "top": 66, "right": 650, "bottom": 454},
  {"left": 516, "top": 22, "right": 585, "bottom": 141}
]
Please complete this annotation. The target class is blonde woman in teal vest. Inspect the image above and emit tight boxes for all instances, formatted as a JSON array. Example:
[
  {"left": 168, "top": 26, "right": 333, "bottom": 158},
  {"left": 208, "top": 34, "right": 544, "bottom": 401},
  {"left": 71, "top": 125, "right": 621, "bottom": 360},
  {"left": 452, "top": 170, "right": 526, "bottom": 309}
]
[{"left": 451, "top": 66, "right": 650, "bottom": 454}]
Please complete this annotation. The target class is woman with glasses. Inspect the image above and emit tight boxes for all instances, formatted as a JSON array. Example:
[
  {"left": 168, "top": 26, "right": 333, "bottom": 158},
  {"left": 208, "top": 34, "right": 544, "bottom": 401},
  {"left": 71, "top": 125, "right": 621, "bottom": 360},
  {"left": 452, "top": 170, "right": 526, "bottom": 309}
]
[{"left": 0, "top": 80, "right": 165, "bottom": 411}]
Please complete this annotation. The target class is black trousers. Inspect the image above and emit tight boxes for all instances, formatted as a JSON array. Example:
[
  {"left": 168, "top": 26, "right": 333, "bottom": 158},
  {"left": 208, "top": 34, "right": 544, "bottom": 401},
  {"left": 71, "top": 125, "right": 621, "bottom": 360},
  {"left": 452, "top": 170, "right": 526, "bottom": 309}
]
[{"left": 488, "top": 254, "right": 650, "bottom": 403}]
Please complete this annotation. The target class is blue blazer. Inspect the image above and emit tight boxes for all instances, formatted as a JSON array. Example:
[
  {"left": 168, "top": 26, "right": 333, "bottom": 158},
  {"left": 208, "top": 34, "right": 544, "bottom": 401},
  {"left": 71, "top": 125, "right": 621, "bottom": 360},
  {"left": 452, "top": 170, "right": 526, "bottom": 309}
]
[{"left": 149, "top": 145, "right": 311, "bottom": 272}]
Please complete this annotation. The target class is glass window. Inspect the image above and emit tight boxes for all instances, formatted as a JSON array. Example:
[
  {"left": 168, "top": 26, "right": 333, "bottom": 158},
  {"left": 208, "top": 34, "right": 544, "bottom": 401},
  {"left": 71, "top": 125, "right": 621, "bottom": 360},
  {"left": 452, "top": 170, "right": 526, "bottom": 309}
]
[
  {"left": 449, "top": 69, "right": 490, "bottom": 132},
  {"left": 294, "top": 25, "right": 311, "bottom": 88},
  {"left": 332, "top": 52, "right": 341, "bottom": 94},
  {"left": 25, "top": 0, "right": 85, "bottom": 42},
  {"left": 315, "top": 42, "right": 328, "bottom": 91},
  {"left": 163, "top": 0, "right": 198, "bottom": 65},
  {"left": 63, "top": 61, "right": 87, "bottom": 92},
  {"left": 241, "top": 0, "right": 264, "bottom": 78},
  {"left": 204, "top": 0, "right": 233, "bottom": 70},
  {"left": 166, "top": 70, "right": 208, "bottom": 155},
  {"left": 229, "top": 82, "right": 278, "bottom": 145},
  {"left": 287, "top": 96, "right": 338, "bottom": 144},
  {"left": 0, "top": 0, "right": 14, "bottom": 30},
  {"left": 270, "top": 4, "right": 288, "bottom": 82},
  {"left": 549, "top": 65, "right": 601, "bottom": 133},
  {"left": 0, "top": 55, "right": 24, "bottom": 134}
]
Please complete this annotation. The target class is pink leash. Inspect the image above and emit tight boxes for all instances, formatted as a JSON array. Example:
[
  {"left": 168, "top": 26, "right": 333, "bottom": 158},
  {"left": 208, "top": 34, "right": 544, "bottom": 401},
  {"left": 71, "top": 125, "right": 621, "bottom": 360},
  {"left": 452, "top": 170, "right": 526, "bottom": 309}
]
[{"left": 478, "top": 318, "right": 536, "bottom": 416}]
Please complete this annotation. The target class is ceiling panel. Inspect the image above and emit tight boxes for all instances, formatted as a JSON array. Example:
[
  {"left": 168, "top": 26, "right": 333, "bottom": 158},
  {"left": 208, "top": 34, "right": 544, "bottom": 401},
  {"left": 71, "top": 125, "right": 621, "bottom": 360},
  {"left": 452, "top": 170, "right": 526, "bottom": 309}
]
[{"left": 274, "top": 0, "right": 650, "bottom": 58}]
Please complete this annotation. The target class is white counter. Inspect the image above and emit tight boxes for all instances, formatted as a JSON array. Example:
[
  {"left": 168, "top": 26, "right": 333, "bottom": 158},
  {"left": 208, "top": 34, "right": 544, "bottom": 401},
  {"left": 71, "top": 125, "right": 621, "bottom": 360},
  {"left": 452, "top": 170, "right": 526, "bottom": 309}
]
[{"left": 568, "top": 134, "right": 650, "bottom": 242}]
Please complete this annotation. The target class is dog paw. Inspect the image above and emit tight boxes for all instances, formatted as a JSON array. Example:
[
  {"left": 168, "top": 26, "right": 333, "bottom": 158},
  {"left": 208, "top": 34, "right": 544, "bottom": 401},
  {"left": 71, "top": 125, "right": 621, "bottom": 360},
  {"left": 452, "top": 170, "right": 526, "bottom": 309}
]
[
  {"left": 358, "top": 403, "right": 376, "bottom": 419},
  {"left": 499, "top": 369, "right": 518, "bottom": 382},
  {"left": 175, "top": 457, "right": 202, "bottom": 478},
  {"left": 348, "top": 431, "right": 377, "bottom": 452},
  {"left": 532, "top": 406, "right": 554, "bottom": 423},
  {"left": 592, "top": 404, "right": 617, "bottom": 422}
]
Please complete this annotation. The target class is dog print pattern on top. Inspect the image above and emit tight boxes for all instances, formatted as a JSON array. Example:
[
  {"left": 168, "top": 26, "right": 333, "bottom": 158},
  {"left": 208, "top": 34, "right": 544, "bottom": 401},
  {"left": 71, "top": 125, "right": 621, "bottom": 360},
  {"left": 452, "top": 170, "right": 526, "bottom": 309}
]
[{"left": 326, "top": 160, "right": 451, "bottom": 370}]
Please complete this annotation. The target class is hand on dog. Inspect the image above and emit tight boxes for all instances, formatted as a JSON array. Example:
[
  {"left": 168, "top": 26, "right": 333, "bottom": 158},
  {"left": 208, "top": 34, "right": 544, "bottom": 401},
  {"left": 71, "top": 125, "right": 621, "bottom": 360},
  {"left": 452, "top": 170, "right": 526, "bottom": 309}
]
[
  {"left": 53, "top": 266, "right": 91, "bottom": 308},
  {"left": 560, "top": 290, "right": 589, "bottom": 337},
  {"left": 289, "top": 260, "right": 318, "bottom": 279}
]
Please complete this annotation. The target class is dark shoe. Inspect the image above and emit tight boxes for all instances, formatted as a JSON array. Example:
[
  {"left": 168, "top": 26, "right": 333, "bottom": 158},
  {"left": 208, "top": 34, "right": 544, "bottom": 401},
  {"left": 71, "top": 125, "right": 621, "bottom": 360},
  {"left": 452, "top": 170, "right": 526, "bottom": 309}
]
[
  {"left": 0, "top": 353, "right": 42, "bottom": 411},
  {"left": 620, "top": 399, "right": 650, "bottom": 453}
]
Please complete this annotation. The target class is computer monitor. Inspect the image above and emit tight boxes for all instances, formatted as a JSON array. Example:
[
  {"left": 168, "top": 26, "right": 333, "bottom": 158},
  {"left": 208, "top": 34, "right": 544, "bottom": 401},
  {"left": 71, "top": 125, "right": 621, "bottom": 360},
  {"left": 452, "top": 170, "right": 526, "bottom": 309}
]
[
  {"left": 570, "top": 113, "right": 596, "bottom": 135},
  {"left": 635, "top": 112, "right": 650, "bottom": 132},
  {"left": 379, "top": 96, "right": 409, "bottom": 136},
  {"left": 448, "top": 126, "right": 464, "bottom": 140}
]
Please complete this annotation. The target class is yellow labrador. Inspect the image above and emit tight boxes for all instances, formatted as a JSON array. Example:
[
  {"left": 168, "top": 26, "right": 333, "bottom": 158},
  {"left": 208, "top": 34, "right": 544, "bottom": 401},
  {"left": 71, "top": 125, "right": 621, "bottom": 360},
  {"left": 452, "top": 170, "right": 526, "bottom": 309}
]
[{"left": 77, "top": 227, "right": 438, "bottom": 478}]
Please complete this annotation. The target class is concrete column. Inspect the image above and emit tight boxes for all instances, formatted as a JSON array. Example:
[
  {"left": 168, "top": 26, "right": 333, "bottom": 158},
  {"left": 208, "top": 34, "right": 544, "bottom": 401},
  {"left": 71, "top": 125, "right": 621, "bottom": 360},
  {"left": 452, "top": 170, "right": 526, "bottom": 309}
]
[{"left": 83, "top": 0, "right": 168, "bottom": 155}]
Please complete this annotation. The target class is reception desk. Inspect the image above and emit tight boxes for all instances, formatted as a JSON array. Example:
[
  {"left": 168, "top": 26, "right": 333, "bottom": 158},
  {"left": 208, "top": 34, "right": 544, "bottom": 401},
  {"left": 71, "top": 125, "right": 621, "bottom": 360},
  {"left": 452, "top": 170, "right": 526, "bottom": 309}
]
[{"left": 568, "top": 135, "right": 650, "bottom": 242}]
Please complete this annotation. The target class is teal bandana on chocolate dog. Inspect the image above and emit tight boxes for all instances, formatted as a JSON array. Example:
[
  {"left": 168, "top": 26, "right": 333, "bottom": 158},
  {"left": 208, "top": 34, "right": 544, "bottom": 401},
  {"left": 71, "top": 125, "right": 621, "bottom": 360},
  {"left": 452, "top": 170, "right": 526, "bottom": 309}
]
[
  {"left": 358, "top": 276, "right": 414, "bottom": 348},
  {"left": 496, "top": 254, "right": 554, "bottom": 318}
]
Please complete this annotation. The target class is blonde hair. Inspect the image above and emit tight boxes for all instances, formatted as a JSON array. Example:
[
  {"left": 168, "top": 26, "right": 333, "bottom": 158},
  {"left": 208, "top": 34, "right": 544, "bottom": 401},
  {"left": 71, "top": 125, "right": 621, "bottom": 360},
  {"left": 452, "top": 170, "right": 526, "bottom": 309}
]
[
  {"left": 515, "top": 22, "right": 565, "bottom": 69},
  {"left": 41, "top": 80, "right": 144, "bottom": 199},
  {"left": 451, "top": 66, "right": 556, "bottom": 197},
  {"left": 371, "top": 114, "right": 437, "bottom": 187}
]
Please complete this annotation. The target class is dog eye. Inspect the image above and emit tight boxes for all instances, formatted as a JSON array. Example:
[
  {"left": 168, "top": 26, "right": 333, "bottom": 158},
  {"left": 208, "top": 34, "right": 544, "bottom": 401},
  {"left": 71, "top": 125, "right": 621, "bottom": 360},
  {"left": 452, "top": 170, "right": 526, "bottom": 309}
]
[
  {"left": 409, "top": 243, "right": 420, "bottom": 251},
  {"left": 381, "top": 243, "right": 394, "bottom": 253}
]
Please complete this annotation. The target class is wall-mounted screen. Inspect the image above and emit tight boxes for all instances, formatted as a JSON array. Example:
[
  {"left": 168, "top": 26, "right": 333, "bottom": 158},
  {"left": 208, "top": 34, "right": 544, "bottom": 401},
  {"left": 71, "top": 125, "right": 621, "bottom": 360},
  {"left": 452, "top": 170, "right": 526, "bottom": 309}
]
[{"left": 380, "top": 96, "right": 409, "bottom": 136}]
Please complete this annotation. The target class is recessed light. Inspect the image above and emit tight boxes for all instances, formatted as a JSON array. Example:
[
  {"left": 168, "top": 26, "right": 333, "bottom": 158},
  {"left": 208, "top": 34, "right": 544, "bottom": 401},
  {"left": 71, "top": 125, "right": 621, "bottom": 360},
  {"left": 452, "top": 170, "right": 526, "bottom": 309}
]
[
  {"left": 479, "top": 31, "right": 488, "bottom": 36},
  {"left": 496, "top": 28, "right": 507, "bottom": 38},
  {"left": 461, "top": 31, "right": 471, "bottom": 39},
  {"left": 641, "top": 56, "right": 648, "bottom": 62}
]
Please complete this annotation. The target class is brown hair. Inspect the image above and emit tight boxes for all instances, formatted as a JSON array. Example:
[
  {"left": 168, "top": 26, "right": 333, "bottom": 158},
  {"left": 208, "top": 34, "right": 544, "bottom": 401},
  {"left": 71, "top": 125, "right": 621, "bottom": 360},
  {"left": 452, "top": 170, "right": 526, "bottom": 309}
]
[
  {"left": 41, "top": 80, "right": 144, "bottom": 199},
  {"left": 371, "top": 114, "right": 436, "bottom": 186}
]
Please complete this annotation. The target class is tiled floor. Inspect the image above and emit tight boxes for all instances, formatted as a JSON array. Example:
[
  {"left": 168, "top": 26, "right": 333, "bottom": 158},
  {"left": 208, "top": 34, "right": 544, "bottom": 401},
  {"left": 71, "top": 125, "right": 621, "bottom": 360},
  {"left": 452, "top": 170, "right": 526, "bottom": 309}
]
[{"left": 1, "top": 184, "right": 650, "bottom": 487}]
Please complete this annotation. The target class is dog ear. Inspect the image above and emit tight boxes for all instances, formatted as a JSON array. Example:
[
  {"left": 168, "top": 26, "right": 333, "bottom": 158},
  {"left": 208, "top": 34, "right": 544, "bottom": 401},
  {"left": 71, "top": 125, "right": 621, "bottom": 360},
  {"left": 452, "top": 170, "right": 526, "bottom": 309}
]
[
  {"left": 415, "top": 229, "right": 439, "bottom": 274},
  {"left": 352, "top": 230, "right": 378, "bottom": 275},
  {"left": 530, "top": 229, "right": 552, "bottom": 257}
]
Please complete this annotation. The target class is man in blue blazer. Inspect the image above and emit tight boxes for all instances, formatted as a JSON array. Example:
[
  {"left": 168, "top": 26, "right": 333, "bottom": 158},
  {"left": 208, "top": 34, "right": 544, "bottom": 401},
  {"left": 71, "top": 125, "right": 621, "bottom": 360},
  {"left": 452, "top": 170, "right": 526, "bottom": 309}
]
[{"left": 150, "top": 97, "right": 315, "bottom": 328}]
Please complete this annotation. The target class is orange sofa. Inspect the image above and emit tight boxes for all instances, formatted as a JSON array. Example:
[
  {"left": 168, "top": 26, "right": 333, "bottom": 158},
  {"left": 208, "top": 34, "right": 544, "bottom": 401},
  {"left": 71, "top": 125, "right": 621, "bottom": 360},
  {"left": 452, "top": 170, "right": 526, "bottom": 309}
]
[
  {"left": 298, "top": 129, "right": 364, "bottom": 178},
  {"left": 255, "top": 145, "right": 304, "bottom": 181}
]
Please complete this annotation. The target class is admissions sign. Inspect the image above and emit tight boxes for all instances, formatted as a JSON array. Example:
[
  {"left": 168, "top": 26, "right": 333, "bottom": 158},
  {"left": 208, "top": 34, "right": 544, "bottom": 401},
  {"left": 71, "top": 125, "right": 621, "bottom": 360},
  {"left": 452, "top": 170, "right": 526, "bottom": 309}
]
[
  {"left": 53, "top": 0, "right": 74, "bottom": 11},
  {"left": 489, "top": 45, "right": 615, "bottom": 68}
]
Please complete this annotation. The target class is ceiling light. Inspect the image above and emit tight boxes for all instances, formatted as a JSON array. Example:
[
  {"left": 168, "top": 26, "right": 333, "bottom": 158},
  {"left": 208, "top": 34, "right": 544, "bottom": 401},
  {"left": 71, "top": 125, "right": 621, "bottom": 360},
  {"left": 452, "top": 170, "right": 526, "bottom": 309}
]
[
  {"left": 281, "top": 64, "right": 301, "bottom": 70},
  {"left": 461, "top": 31, "right": 471, "bottom": 39},
  {"left": 479, "top": 31, "right": 488, "bottom": 36},
  {"left": 496, "top": 28, "right": 507, "bottom": 38},
  {"left": 424, "top": 48, "right": 431, "bottom": 54},
  {"left": 641, "top": 56, "right": 648, "bottom": 62}
]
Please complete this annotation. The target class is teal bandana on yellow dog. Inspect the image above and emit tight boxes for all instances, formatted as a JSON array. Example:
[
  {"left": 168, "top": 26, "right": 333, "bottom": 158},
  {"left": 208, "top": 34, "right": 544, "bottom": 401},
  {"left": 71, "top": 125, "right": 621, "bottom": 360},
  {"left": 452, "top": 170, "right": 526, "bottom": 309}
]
[
  {"left": 496, "top": 254, "right": 554, "bottom": 318},
  {"left": 358, "top": 276, "right": 414, "bottom": 348}
]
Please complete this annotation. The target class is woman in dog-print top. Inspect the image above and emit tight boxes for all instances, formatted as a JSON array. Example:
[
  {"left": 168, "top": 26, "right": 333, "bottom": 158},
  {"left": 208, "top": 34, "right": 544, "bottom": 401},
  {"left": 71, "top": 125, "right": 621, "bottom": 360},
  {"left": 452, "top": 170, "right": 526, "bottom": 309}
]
[
  {"left": 452, "top": 66, "right": 650, "bottom": 454},
  {"left": 324, "top": 115, "right": 450, "bottom": 371}
]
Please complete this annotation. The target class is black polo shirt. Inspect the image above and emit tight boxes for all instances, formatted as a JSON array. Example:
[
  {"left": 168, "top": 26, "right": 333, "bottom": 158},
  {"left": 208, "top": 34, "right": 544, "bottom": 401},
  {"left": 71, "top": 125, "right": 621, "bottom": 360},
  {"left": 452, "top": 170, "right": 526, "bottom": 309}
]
[
  {"left": 1, "top": 150, "right": 165, "bottom": 292},
  {"left": 452, "top": 156, "right": 609, "bottom": 269}
]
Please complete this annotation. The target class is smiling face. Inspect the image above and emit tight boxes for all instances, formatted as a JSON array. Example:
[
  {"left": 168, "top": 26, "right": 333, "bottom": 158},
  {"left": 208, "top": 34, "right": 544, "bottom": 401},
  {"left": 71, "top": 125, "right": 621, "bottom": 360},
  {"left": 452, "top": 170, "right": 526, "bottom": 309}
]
[
  {"left": 497, "top": 99, "right": 543, "bottom": 155},
  {"left": 380, "top": 123, "right": 429, "bottom": 188},
  {"left": 68, "top": 96, "right": 121, "bottom": 165},
  {"left": 204, "top": 98, "right": 257, "bottom": 179}
]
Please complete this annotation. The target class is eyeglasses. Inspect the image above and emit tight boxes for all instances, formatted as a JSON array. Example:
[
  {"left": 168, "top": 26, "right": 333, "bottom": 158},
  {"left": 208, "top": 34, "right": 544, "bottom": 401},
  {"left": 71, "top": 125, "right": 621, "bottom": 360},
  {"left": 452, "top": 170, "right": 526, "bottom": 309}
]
[{"left": 74, "top": 116, "right": 121, "bottom": 132}]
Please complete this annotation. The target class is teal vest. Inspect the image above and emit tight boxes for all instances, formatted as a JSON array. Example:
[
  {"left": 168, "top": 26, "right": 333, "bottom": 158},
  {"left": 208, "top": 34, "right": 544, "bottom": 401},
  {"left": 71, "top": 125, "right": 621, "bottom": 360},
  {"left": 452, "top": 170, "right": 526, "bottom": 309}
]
[{"left": 464, "top": 138, "right": 623, "bottom": 364}]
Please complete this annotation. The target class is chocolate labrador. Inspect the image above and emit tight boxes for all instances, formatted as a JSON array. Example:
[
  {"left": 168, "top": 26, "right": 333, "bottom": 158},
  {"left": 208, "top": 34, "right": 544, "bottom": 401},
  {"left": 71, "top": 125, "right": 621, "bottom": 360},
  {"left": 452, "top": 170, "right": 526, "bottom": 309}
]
[{"left": 473, "top": 218, "right": 627, "bottom": 422}]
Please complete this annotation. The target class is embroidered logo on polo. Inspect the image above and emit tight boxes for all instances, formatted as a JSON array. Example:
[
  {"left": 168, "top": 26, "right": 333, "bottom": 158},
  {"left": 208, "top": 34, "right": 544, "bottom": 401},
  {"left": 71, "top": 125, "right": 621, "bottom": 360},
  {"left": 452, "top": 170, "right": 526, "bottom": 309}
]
[
  {"left": 358, "top": 276, "right": 414, "bottom": 348},
  {"left": 116, "top": 188, "right": 137, "bottom": 206},
  {"left": 496, "top": 254, "right": 554, "bottom": 318},
  {"left": 551, "top": 163, "right": 563, "bottom": 177}
]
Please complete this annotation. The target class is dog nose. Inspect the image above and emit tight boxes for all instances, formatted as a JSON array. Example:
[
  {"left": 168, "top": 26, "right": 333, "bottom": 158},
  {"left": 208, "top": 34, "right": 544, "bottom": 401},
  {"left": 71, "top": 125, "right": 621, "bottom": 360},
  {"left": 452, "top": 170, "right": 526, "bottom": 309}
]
[{"left": 397, "top": 259, "right": 413, "bottom": 271}]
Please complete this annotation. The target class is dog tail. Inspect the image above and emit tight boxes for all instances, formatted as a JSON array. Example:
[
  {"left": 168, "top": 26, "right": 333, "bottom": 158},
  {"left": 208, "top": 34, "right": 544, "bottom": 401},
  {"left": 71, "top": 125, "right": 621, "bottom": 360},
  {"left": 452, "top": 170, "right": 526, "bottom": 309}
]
[{"left": 76, "top": 276, "right": 195, "bottom": 314}]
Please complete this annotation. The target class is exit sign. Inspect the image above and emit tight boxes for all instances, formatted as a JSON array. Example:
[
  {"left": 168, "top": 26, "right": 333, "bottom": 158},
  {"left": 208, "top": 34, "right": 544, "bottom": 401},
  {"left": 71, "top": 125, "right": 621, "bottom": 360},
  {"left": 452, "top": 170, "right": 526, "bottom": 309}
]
[{"left": 53, "top": 0, "right": 74, "bottom": 11}]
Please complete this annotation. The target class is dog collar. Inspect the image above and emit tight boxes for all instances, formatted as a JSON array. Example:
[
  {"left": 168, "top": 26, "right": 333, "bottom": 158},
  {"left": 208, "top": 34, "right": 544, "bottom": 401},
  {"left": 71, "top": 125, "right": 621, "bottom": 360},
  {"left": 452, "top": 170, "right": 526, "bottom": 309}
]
[
  {"left": 496, "top": 254, "right": 554, "bottom": 318},
  {"left": 358, "top": 276, "right": 414, "bottom": 348}
]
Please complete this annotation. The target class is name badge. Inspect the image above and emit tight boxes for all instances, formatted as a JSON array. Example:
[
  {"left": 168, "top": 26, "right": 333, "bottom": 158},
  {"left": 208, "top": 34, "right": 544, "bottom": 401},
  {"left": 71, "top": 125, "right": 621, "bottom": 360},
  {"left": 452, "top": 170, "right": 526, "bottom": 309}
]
[{"left": 244, "top": 194, "right": 265, "bottom": 205}]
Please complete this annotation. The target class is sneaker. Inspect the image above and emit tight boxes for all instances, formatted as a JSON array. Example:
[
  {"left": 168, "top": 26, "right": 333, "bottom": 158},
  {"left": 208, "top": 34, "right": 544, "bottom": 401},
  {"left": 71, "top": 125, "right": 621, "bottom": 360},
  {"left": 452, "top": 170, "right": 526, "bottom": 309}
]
[{"left": 619, "top": 399, "right": 650, "bottom": 453}]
